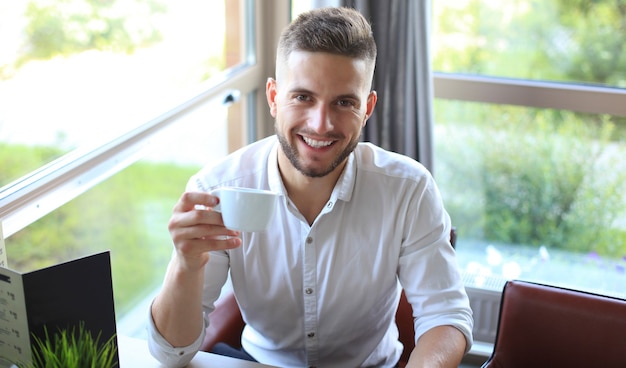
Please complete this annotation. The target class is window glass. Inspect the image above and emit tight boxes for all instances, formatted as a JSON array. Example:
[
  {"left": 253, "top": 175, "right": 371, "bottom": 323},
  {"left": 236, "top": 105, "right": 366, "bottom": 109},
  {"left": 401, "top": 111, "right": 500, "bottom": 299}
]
[
  {"left": 4, "top": 96, "right": 246, "bottom": 324},
  {"left": 433, "top": 0, "right": 626, "bottom": 299},
  {"left": 433, "top": 0, "right": 626, "bottom": 88},
  {"left": 433, "top": 99, "right": 626, "bottom": 298},
  {"left": 0, "top": 0, "right": 244, "bottom": 188}
]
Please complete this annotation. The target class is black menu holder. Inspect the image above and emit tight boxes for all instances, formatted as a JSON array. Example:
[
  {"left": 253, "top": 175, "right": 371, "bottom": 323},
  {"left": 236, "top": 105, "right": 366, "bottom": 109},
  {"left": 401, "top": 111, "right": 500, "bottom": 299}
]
[{"left": 0, "top": 251, "right": 118, "bottom": 367}]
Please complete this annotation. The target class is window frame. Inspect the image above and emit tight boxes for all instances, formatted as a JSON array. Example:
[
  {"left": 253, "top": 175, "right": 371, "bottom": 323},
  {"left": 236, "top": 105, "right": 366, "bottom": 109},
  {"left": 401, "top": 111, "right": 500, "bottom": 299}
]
[{"left": 434, "top": 73, "right": 626, "bottom": 117}]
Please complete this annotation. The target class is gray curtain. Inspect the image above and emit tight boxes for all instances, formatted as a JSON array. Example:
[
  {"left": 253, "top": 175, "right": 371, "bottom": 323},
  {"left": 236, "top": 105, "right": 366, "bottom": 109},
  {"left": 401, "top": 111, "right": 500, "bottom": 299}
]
[{"left": 342, "top": 0, "right": 434, "bottom": 170}]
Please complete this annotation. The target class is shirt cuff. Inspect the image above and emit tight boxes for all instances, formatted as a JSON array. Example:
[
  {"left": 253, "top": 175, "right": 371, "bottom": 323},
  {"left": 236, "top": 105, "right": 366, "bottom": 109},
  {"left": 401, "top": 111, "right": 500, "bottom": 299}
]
[{"left": 146, "top": 300, "right": 207, "bottom": 368}]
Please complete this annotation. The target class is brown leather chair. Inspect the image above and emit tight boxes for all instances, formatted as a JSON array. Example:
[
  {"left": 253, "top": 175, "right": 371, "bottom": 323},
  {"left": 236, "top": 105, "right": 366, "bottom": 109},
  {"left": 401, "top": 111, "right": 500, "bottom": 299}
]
[
  {"left": 201, "top": 228, "right": 457, "bottom": 367},
  {"left": 482, "top": 280, "right": 626, "bottom": 368}
]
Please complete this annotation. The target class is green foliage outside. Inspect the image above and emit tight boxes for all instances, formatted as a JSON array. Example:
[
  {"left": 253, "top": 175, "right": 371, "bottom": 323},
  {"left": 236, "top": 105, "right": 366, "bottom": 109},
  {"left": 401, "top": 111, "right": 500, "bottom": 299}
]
[
  {"left": 480, "top": 114, "right": 623, "bottom": 256},
  {"left": 551, "top": 0, "right": 626, "bottom": 86},
  {"left": 434, "top": 0, "right": 626, "bottom": 87},
  {"left": 19, "top": 0, "right": 166, "bottom": 66},
  {"left": 435, "top": 104, "right": 626, "bottom": 257}
]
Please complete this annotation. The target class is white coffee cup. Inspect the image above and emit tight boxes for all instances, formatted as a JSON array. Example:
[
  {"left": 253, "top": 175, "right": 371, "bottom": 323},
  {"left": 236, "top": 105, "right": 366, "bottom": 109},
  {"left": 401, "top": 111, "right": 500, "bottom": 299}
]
[{"left": 210, "top": 187, "right": 279, "bottom": 232}]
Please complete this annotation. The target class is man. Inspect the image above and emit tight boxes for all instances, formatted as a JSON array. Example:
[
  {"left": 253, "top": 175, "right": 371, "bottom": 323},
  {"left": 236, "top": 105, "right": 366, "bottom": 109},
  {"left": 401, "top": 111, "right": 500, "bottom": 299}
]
[{"left": 149, "top": 7, "right": 473, "bottom": 368}]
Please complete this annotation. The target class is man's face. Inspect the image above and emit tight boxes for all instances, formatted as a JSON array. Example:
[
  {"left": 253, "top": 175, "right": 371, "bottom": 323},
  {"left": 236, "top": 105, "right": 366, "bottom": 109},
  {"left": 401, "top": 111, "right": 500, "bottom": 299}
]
[{"left": 267, "top": 51, "right": 377, "bottom": 178}]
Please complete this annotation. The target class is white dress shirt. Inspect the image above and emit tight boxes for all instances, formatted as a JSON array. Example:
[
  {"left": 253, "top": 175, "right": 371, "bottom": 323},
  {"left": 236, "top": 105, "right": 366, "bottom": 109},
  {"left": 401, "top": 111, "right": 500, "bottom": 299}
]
[{"left": 148, "top": 135, "right": 473, "bottom": 368}]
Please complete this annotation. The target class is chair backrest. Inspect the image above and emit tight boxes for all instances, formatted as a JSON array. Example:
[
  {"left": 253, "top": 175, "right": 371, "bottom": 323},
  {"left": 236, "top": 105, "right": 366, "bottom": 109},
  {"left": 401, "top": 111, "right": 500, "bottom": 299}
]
[
  {"left": 203, "top": 290, "right": 246, "bottom": 350},
  {"left": 395, "top": 290, "right": 415, "bottom": 366},
  {"left": 482, "top": 280, "right": 626, "bottom": 368}
]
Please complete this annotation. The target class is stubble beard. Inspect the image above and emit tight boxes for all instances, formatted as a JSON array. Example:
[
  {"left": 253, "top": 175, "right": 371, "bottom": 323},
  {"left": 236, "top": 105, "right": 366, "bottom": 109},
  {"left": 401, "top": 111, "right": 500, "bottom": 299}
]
[{"left": 276, "top": 130, "right": 360, "bottom": 178}]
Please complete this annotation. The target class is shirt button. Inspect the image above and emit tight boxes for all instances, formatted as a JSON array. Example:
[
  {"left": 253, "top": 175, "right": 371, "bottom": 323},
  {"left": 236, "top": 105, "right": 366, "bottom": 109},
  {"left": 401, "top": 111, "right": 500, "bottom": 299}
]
[
  {"left": 306, "top": 237, "right": 313, "bottom": 244},
  {"left": 305, "top": 288, "right": 313, "bottom": 294},
  {"left": 307, "top": 332, "right": 315, "bottom": 338},
  {"left": 178, "top": 351, "right": 185, "bottom": 356},
  {"left": 326, "top": 201, "right": 333, "bottom": 208}
]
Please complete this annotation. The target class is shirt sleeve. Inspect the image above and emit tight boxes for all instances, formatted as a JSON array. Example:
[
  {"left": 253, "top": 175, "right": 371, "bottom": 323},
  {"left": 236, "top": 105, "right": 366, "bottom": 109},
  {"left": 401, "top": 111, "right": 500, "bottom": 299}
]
[
  {"left": 397, "top": 173, "right": 474, "bottom": 353},
  {"left": 146, "top": 300, "right": 207, "bottom": 368}
]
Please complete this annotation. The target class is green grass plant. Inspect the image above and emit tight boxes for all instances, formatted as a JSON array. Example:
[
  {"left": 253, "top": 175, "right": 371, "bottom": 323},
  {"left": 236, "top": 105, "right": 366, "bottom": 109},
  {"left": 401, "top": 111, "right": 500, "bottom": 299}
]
[{"left": 30, "top": 322, "right": 118, "bottom": 368}]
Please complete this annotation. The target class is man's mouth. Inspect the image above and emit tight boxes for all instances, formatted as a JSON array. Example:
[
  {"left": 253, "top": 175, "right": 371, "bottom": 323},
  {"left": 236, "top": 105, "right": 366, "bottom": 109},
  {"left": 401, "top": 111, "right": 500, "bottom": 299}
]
[{"left": 302, "top": 136, "right": 334, "bottom": 148}]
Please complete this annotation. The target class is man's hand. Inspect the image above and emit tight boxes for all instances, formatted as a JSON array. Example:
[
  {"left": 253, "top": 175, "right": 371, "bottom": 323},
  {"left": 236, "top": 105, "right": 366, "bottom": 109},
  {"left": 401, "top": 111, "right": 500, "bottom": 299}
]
[{"left": 168, "top": 191, "right": 242, "bottom": 270}]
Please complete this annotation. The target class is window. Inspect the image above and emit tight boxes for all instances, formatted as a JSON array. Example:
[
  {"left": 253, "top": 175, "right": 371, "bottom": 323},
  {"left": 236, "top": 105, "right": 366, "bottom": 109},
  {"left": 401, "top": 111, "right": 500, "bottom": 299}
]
[
  {"left": 0, "top": 0, "right": 248, "bottom": 187},
  {"left": 0, "top": 0, "right": 283, "bottom": 337},
  {"left": 433, "top": 0, "right": 626, "bottom": 299}
]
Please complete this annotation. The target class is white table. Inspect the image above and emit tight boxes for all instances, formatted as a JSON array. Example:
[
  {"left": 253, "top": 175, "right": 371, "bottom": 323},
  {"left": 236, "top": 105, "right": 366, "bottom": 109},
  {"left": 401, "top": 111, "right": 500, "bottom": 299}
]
[{"left": 118, "top": 335, "right": 277, "bottom": 367}]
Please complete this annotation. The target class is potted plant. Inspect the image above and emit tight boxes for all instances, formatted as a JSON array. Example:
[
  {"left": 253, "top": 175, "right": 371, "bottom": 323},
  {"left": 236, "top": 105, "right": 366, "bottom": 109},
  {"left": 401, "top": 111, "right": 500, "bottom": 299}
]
[{"left": 26, "top": 321, "right": 118, "bottom": 368}]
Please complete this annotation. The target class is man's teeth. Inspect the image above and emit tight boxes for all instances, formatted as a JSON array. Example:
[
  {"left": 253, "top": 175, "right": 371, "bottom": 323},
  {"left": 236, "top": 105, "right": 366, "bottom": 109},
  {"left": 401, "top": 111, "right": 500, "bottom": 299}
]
[{"left": 303, "top": 137, "right": 333, "bottom": 148}]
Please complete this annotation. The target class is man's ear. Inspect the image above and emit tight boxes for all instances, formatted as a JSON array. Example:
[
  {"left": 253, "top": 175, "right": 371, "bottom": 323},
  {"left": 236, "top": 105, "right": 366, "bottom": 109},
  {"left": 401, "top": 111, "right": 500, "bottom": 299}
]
[
  {"left": 363, "top": 90, "right": 377, "bottom": 126},
  {"left": 266, "top": 78, "right": 278, "bottom": 117}
]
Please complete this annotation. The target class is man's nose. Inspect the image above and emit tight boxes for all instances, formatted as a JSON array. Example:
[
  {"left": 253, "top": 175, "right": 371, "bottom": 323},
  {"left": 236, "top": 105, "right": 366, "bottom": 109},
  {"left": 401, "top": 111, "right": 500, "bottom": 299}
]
[{"left": 308, "top": 104, "right": 333, "bottom": 132}]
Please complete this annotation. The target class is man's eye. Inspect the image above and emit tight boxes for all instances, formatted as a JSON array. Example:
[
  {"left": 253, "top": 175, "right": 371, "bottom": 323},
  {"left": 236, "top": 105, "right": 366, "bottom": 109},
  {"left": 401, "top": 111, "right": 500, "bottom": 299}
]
[
  {"left": 338, "top": 99, "right": 354, "bottom": 107},
  {"left": 295, "top": 95, "right": 310, "bottom": 101}
]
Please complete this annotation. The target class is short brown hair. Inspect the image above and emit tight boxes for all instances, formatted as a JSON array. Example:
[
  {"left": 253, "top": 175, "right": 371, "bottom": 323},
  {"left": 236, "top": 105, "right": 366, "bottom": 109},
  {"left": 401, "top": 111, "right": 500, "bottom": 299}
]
[{"left": 277, "top": 7, "right": 377, "bottom": 66}]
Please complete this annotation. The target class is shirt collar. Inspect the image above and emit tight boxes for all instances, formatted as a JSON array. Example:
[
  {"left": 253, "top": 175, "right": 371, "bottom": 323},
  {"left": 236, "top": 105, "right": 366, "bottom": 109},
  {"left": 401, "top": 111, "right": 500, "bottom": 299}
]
[
  {"left": 334, "top": 151, "right": 356, "bottom": 203},
  {"left": 266, "top": 139, "right": 357, "bottom": 203},
  {"left": 267, "top": 141, "right": 285, "bottom": 195}
]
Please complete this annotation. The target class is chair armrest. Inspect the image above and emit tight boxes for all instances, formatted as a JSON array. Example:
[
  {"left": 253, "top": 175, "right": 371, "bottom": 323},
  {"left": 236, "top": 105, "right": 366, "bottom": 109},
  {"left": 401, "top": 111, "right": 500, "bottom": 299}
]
[{"left": 200, "top": 291, "right": 246, "bottom": 352}]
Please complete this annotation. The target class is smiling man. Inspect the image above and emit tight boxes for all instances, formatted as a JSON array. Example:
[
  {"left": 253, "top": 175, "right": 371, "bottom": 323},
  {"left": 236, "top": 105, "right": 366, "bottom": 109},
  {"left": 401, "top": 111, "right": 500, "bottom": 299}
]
[{"left": 148, "top": 7, "right": 473, "bottom": 368}]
